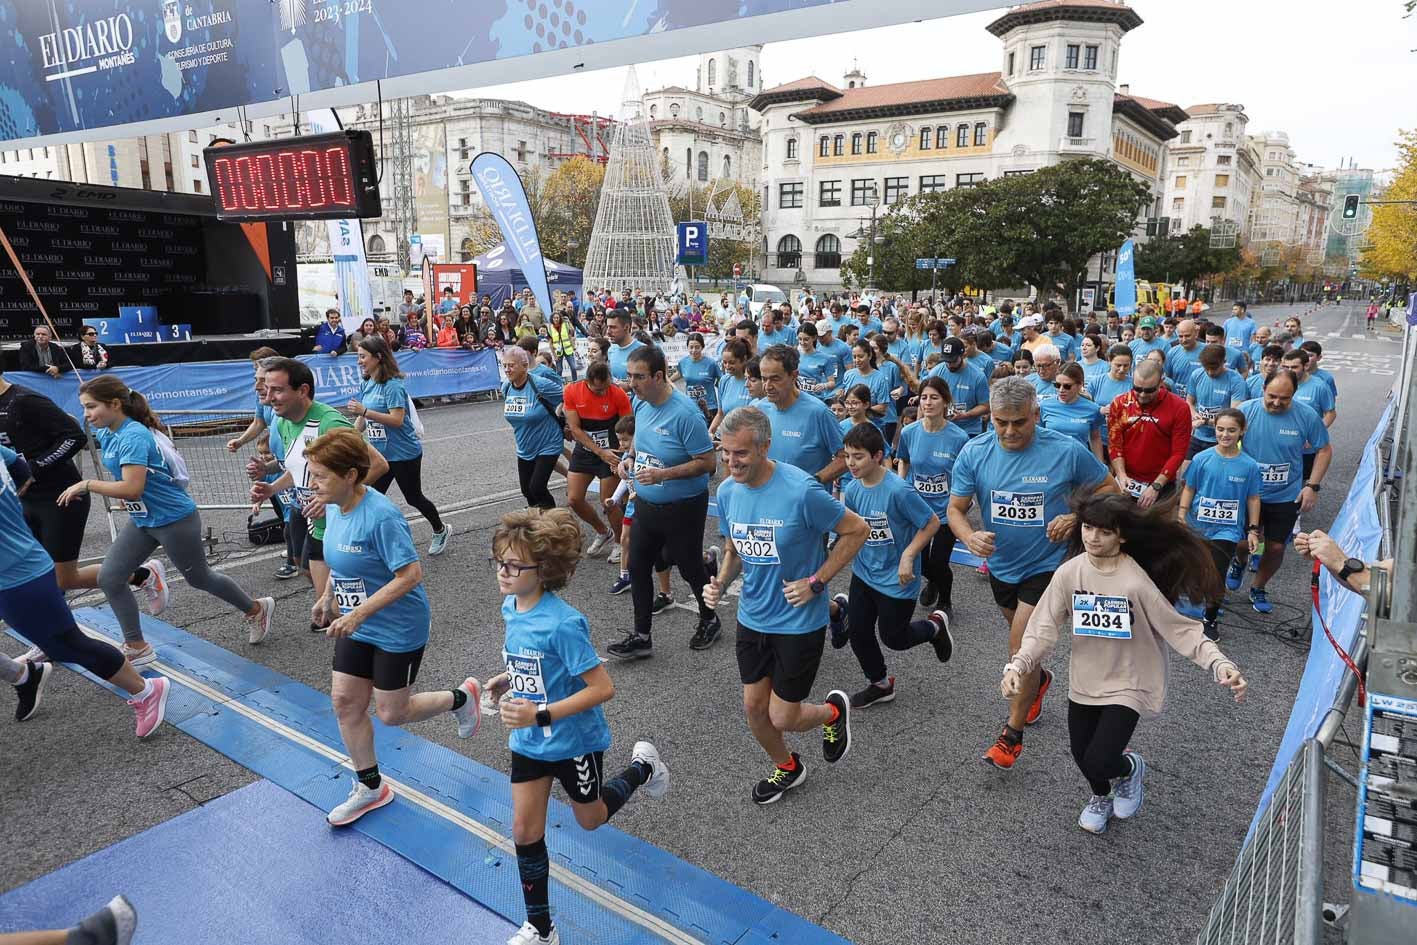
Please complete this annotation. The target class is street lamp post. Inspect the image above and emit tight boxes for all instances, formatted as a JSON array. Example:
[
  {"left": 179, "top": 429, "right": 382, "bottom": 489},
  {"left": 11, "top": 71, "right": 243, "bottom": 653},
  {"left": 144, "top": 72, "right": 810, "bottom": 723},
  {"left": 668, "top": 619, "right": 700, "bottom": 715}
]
[{"left": 850, "top": 188, "right": 883, "bottom": 292}]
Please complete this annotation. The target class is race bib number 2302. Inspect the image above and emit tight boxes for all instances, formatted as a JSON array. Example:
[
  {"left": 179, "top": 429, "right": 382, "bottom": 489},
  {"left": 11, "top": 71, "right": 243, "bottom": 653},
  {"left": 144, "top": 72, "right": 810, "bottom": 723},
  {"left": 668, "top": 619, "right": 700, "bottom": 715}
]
[{"left": 731, "top": 522, "right": 780, "bottom": 564}]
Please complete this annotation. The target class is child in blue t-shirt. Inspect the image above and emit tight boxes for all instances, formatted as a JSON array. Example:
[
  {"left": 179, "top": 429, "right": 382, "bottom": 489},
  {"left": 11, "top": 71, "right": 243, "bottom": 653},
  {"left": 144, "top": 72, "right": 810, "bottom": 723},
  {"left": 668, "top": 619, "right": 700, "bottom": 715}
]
[
  {"left": 601, "top": 415, "right": 674, "bottom": 602},
  {"left": 483, "top": 506, "right": 669, "bottom": 945}
]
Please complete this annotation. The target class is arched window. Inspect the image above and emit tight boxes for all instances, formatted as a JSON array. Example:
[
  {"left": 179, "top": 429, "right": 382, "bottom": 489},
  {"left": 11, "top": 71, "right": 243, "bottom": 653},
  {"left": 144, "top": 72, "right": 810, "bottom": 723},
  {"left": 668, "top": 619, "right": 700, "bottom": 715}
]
[
  {"left": 776, "top": 235, "right": 802, "bottom": 270},
  {"left": 696, "top": 106, "right": 703, "bottom": 121},
  {"left": 819, "top": 136, "right": 830, "bottom": 157},
  {"left": 697, "top": 151, "right": 709, "bottom": 181},
  {"left": 957, "top": 124, "right": 969, "bottom": 148},
  {"left": 920, "top": 127, "right": 932, "bottom": 150},
  {"left": 367, "top": 234, "right": 386, "bottom": 254},
  {"left": 670, "top": 103, "right": 680, "bottom": 118},
  {"left": 649, "top": 104, "right": 657, "bottom": 119},
  {"left": 747, "top": 61, "right": 755, "bottom": 88},
  {"left": 786, "top": 138, "right": 799, "bottom": 160},
  {"left": 814, "top": 234, "right": 841, "bottom": 269},
  {"left": 723, "top": 154, "right": 732, "bottom": 178},
  {"left": 936, "top": 126, "right": 949, "bottom": 149},
  {"left": 974, "top": 122, "right": 988, "bottom": 146},
  {"left": 707, "top": 59, "right": 716, "bottom": 86},
  {"left": 686, "top": 147, "right": 692, "bottom": 179},
  {"left": 460, "top": 238, "right": 477, "bottom": 262},
  {"left": 719, "top": 111, "right": 726, "bottom": 126},
  {"left": 851, "top": 132, "right": 862, "bottom": 155}
]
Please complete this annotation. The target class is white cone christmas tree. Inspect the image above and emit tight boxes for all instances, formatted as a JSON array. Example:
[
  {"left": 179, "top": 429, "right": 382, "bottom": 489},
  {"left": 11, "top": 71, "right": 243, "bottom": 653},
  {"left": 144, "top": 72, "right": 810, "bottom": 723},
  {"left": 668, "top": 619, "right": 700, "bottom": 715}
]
[{"left": 582, "top": 67, "right": 677, "bottom": 295}]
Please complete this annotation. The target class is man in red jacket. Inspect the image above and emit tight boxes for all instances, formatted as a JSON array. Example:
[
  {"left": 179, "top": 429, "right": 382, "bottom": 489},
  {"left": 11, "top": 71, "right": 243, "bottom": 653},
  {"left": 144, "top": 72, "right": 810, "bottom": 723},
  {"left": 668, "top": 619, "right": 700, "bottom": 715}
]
[{"left": 1106, "top": 360, "right": 1191, "bottom": 509}]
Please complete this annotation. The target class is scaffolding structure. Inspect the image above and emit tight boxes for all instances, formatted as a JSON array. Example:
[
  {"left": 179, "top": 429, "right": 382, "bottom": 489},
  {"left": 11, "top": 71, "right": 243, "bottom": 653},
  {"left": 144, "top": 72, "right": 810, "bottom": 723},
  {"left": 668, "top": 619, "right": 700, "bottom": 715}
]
[{"left": 581, "top": 67, "right": 677, "bottom": 294}]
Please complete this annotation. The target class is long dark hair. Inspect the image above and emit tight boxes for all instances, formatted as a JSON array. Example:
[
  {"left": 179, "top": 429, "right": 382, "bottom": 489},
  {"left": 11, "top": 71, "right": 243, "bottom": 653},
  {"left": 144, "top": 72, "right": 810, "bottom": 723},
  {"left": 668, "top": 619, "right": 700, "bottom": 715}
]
[
  {"left": 1068, "top": 492, "right": 1220, "bottom": 604},
  {"left": 357, "top": 335, "right": 403, "bottom": 382}
]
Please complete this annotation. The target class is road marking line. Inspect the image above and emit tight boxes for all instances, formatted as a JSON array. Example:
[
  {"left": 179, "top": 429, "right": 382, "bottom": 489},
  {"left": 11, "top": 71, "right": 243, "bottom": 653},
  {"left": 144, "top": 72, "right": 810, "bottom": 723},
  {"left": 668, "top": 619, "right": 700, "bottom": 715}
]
[{"left": 83, "top": 625, "right": 708, "bottom": 945}]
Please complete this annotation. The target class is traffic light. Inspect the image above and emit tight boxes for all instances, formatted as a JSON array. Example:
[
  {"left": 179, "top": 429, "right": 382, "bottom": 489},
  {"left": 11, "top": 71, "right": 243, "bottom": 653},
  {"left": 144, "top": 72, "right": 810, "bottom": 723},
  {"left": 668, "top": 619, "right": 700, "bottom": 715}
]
[{"left": 1342, "top": 194, "right": 1360, "bottom": 220}]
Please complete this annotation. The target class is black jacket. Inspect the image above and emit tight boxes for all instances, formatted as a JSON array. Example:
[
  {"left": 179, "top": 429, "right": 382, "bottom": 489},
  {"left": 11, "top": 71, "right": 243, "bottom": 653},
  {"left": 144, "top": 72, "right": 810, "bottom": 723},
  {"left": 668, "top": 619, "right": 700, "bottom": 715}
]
[
  {"left": 0, "top": 383, "right": 85, "bottom": 498},
  {"left": 17, "top": 340, "right": 70, "bottom": 374}
]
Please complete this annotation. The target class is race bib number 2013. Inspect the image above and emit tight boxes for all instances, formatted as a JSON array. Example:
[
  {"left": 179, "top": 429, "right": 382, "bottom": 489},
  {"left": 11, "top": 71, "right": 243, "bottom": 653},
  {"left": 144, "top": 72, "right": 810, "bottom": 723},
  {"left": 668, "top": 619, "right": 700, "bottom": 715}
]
[
  {"left": 913, "top": 472, "right": 948, "bottom": 496},
  {"left": 990, "top": 490, "right": 1044, "bottom": 527},
  {"left": 731, "top": 522, "right": 780, "bottom": 564},
  {"left": 1072, "top": 593, "right": 1132, "bottom": 639}
]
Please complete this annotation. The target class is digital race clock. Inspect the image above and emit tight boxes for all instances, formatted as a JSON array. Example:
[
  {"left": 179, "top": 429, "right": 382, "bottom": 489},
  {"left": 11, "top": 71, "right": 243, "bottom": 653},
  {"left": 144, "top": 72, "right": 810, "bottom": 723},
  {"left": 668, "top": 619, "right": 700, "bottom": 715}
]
[{"left": 203, "top": 130, "right": 382, "bottom": 221}]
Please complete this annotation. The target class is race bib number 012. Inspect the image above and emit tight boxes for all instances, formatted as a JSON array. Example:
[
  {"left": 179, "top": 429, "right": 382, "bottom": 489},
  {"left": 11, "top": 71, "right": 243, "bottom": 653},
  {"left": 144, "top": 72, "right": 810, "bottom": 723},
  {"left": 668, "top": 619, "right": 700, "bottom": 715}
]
[
  {"left": 730, "top": 522, "right": 780, "bottom": 564},
  {"left": 1072, "top": 593, "right": 1132, "bottom": 639},
  {"left": 990, "top": 490, "right": 1044, "bottom": 527},
  {"left": 1259, "top": 462, "right": 1289, "bottom": 485},
  {"left": 332, "top": 577, "right": 367, "bottom": 614},
  {"left": 1195, "top": 497, "right": 1240, "bottom": 524}
]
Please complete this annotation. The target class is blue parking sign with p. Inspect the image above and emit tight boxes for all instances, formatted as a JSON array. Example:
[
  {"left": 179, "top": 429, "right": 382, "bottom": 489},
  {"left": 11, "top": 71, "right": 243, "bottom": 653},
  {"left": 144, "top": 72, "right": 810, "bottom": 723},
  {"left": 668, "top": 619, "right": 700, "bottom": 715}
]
[{"left": 677, "top": 222, "right": 709, "bottom": 265}]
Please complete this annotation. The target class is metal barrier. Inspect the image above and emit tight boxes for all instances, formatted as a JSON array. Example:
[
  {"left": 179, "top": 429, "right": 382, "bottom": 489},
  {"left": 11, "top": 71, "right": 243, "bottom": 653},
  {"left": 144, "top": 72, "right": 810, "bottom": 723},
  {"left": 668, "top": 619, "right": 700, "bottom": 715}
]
[
  {"left": 160, "top": 409, "right": 261, "bottom": 509},
  {"left": 1195, "top": 740, "right": 1326, "bottom": 945}
]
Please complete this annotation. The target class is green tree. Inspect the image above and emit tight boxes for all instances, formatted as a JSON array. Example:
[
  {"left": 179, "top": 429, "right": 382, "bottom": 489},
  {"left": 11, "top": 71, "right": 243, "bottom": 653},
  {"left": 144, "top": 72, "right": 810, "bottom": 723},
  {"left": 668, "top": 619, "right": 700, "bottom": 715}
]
[
  {"left": 1134, "top": 225, "right": 1241, "bottom": 286},
  {"left": 668, "top": 181, "right": 762, "bottom": 283}
]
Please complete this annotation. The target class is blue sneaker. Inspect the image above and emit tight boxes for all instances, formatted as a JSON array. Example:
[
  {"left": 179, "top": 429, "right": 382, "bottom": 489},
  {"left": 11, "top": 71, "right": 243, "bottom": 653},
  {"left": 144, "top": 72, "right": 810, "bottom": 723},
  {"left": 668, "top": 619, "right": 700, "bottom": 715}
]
[
  {"left": 1225, "top": 559, "right": 1244, "bottom": 591},
  {"left": 1249, "top": 587, "right": 1273, "bottom": 614},
  {"left": 829, "top": 593, "right": 849, "bottom": 649},
  {"left": 1175, "top": 597, "right": 1205, "bottom": 619},
  {"left": 1248, "top": 553, "right": 1260, "bottom": 573},
  {"left": 609, "top": 573, "right": 632, "bottom": 595}
]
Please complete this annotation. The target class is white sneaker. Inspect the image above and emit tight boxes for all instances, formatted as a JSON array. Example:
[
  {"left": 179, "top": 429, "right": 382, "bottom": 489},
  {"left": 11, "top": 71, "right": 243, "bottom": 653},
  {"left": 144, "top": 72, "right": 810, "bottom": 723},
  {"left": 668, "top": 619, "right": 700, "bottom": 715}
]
[
  {"left": 507, "top": 921, "right": 560, "bottom": 945},
  {"left": 632, "top": 740, "right": 669, "bottom": 799},
  {"left": 19, "top": 645, "right": 47, "bottom": 663},
  {"left": 326, "top": 778, "right": 394, "bottom": 826},
  {"left": 140, "top": 559, "right": 169, "bottom": 615},
  {"left": 247, "top": 596, "right": 275, "bottom": 645},
  {"left": 1112, "top": 752, "right": 1145, "bottom": 819},
  {"left": 453, "top": 677, "right": 483, "bottom": 739},
  {"left": 1078, "top": 794, "right": 1114, "bottom": 834},
  {"left": 123, "top": 643, "right": 157, "bottom": 667},
  {"left": 606, "top": 544, "right": 622, "bottom": 564},
  {"left": 586, "top": 530, "right": 612, "bottom": 557},
  {"left": 106, "top": 894, "right": 139, "bottom": 945},
  {"left": 429, "top": 526, "right": 452, "bottom": 556}
]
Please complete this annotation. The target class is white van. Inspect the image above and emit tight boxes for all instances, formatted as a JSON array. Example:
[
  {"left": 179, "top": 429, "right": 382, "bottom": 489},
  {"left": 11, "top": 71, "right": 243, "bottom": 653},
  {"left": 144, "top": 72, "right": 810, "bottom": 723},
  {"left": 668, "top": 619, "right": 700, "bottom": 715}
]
[{"left": 746, "top": 284, "right": 788, "bottom": 318}]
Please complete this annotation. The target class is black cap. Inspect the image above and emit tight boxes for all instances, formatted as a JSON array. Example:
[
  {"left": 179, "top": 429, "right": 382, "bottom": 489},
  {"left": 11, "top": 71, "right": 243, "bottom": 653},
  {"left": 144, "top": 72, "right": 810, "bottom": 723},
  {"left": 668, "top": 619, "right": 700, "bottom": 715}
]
[{"left": 941, "top": 337, "right": 966, "bottom": 360}]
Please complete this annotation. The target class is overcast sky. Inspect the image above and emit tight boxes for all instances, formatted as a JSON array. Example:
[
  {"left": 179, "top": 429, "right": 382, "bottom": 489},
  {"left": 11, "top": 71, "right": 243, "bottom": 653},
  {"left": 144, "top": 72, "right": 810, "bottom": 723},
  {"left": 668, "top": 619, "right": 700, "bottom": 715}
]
[{"left": 466, "top": 0, "right": 1417, "bottom": 174}]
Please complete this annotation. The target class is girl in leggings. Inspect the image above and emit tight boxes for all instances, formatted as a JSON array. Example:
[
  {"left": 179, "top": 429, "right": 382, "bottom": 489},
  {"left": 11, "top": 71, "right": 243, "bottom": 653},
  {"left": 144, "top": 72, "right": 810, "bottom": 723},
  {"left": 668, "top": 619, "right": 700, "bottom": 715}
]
[
  {"left": 1001, "top": 493, "right": 1247, "bottom": 835},
  {"left": 348, "top": 336, "right": 451, "bottom": 555},
  {"left": 894, "top": 376, "right": 969, "bottom": 613},
  {"left": 58, "top": 376, "right": 274, "bottom": 665},
  {"left": 501, "top": 347, "right": 564, "bottom": 510},
  {"left": 1, "top": 446, "right": 168, "bottom": 737}
]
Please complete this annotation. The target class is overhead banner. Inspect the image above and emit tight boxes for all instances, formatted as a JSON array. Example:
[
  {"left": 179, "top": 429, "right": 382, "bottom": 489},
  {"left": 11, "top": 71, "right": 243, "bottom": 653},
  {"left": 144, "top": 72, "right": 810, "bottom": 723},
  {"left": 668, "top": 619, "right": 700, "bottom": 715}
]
[
  {"left": 306, "top": 108, "right": 374, "bottom": 335},
  {"left": 1114, "top": 239, "right": 1137, "bottom": 318},
  {"left": 0, "top": 1, "right": 989, "bottom": 143},
  {"left": 13, "top": 348, "right": 499, "bottom": 423},
  {"left": 469, "top": 152, "right": 553, "bottom": 318}
]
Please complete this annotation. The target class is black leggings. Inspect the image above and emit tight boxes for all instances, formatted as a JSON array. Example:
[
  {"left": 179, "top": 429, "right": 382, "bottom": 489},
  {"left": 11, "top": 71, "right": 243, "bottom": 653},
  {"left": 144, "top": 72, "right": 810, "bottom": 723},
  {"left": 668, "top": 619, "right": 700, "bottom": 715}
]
[
  {"left": 1205, "top": 539, "right": 1236, "bottom": 618},
  {"left": 0, "top": 570, "right": 124, "bottom": 680},
  {"left": 630, "top": 493, "right": 711, "bottom": 637},
  {"left": 1067, "top": 700, "right": 1140, "bottom": 796},
  {"left": 372, "top": 454, "right": 444, "bottom": 531},
  {"left": 846, "top": 575, "right": 939, "bottom": 683},
  {"left": 517, "top": 454, "right": 559, "bottom": 510},
  {"left": 920, "top": 528, "right": 956, "bottom": 607}
]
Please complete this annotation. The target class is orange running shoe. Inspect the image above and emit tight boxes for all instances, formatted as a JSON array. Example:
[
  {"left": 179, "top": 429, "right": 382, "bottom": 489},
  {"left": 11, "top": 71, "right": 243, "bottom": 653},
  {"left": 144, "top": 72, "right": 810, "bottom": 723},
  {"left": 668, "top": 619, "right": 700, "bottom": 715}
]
[
  {"left": 982, "top": 726, "right": 1023, "bottom": 769},
  {"left": 1025, "top": 668, "right": 1053, "bottom": 726}
]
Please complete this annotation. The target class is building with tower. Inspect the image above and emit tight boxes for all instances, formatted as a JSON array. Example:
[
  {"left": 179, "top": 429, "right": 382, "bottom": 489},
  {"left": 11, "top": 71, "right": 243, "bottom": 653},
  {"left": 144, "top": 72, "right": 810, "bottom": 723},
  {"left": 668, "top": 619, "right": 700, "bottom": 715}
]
[
  {"left": 642, "top": 46, "right": 764, "bottom": 188},
  {"left": 1162, "top": 103, "right": 1263, "bottom": 242},
  {"left": 752, "top": 0, "right": 1182, "bottom": 292}
]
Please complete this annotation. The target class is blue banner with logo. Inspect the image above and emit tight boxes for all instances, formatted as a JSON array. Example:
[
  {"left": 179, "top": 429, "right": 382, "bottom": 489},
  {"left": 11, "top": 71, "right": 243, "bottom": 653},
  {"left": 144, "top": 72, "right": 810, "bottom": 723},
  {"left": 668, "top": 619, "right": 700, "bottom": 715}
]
[
  {"left": 1114, "top": 239, "right": 1137, "bottom": 318},
  {"left": 1, "top": 0, "right": 892, "bottom": 143},
  {"left": 469, "top": 152, "right": 553, "bottom": 319},
  {"left": 12, "top": 348, "right": 499, "bottom": 425}
]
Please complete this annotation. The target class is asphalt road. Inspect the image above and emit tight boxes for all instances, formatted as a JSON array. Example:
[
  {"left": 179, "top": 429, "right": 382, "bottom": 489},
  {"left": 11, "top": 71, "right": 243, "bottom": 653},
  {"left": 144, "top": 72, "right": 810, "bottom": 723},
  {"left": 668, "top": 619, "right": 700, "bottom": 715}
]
[{"left": 2, "top": 301, "right": 1401, "bottom": 945}]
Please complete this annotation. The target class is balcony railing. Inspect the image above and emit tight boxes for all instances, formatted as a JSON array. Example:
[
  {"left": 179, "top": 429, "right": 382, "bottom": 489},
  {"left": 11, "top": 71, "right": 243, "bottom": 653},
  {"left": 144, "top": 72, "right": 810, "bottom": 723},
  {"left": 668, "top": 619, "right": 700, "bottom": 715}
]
[{"left": 1059, "top": 136, "right": 1096, "bottom": 153}]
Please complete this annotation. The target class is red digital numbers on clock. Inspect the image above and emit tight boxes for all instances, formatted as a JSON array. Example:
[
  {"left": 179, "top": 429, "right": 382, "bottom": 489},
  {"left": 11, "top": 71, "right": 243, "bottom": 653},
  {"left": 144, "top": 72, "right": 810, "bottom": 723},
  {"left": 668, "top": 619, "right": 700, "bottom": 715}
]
[{"left": 212, "top": 146, "right": 353, "bottom": 213}]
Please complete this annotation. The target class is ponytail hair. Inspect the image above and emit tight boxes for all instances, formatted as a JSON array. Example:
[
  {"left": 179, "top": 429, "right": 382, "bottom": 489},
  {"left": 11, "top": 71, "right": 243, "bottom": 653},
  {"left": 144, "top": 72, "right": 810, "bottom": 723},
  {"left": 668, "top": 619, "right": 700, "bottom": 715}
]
[{"left": 80, "top": 374, "right": 165, "bottom": 432}]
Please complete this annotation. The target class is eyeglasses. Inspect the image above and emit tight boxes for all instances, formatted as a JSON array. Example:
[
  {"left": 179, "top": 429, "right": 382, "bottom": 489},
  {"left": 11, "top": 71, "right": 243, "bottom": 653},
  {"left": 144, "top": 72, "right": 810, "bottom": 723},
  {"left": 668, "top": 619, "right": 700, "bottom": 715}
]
[
  {"left": 1053, "top": 382, "right": 1075, "bottom": 391},
  {"left": 489, "top": 557, "right": 539, "bottom": 575},
  {"left": 83, "top": 331, "right": 97, "bottom": 337},
  {"left": 1132, "top": 384, "right": 1160, "bottom": 394}
]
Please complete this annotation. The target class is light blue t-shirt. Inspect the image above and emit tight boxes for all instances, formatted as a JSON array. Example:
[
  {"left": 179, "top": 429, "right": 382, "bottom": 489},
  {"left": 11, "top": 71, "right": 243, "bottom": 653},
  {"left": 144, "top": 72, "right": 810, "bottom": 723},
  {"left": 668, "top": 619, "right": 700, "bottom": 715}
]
[
  {"left": 845, "top": 472, "right": 936, "bottom": 600},
  {"left": 1292, "top": 377, "right": 1336, "bottom": 455},
  {"left": 677, "top": 354, "right": 722, "bottom": 411},
  {"left": 532, "top": 363, "right": 566, "bottom": 391},
  {"left": 895, "top": 420, "right": 969, "bottom": 518},
  {"left": 718, "top": 462, "right": 845, "bottom": 634},
  {"left": 1183, "top": 449, "right": 1261, "bottom": 544},
  {"left": 1221, "top": 345, "right": 1249, "bottom": 374},
  {"left": 820, "top": 338, "right": 854, "bottom": 377},
  {"left": 1128, "top": 335, "right": 1169, "bottom": 364},
  {"left": 1223, "top": 316, "right": 1256, "bottom": 352},
  {"left": 967, "top": 352, "right": 996, "bottom": 383},
  {"left": 1081, "top": 358, "right": 1110, "bottom": 384},
  {"left": 797, "top": 349, "right": 839, "bottom": 401},
  {"left": 358, "top": 378, "right": 421, "bottom": 462},
  {"left": 1239, "top": 399, "right": 1329, "bottom": 503},
  {"left": 256, "top": 402, "right": 276, "bottom": 428},
  {"left": 323, "top": 488, "right": 430, "bottom": 653},
  {"left": 757, "top": 394, "right": 843, "bottom": 476},
  {"left": 716, "top": 373, "right": 753, "bottom": 418},
  {"left": 926, "top": 362, "right": 991, "bottom": 435},
  {"left": 1045, "top": 331, "right": 1077, "bottom": 361},
  {"left": 1247, "top": 341, "right": 1268, "bottom": 370},
  {"left": 986, "top": 342, "right": 1015, "bottom": 364},
  {"left": 761, "top": 326, "right": 797, "bottom": 349},
  {"left": 0, "top": 446, "right": 55, "bottom": 590},
  {"left": 95, "top": 419, "right": 196, "bottom": 528},
  {"left": 1246, "top": 371, "right": 1268, "bottom": 400},
  {"left": 841, "top": 367, "right": 896, "bottom": 427},
  {"left": 1187, "top": 367, "right": 1249, "bottom": 444},
  {"left": 502, "top": 591, "right": 611, "bottom": 762},
  {"left": 1026, "top": 370, "right": 1059, "bottom": 404},
  {"left": 607, "top": 339, "right": 644, "bottom": 384},
  {"left": 1164, "top": 344, "right": 1203, "bottom": 398},
  {"left": 1040, "top": 397, "right": 1103, "bottom": 450},
  {"left": 502, "top": 376, "right": 564, "bottom": 460},
  {"left": 950, "top": 428, "right": 1108, "bottom": 583},
  {"left": 1312, "top": 368, "right": 1338, "bottom": 401},
  {"left": 632, "top": 389, "right": 714, "bottom": 503}
]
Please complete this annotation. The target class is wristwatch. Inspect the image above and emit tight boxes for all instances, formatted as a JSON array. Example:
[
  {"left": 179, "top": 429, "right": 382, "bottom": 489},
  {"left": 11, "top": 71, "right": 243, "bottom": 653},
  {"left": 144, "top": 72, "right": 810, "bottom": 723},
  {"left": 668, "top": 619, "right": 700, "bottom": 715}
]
[
  {"left": 808, "top": 575, "right": 827, "bottom": 595},
  {"left": 1304, "top": 482, "right": 1321, "bottom": 492},
  {"left": 1337, "top": 557, "right": 1366, "bottom": 582},
  {"left": 535, "top": 707, "right": 552, "bottom": 729}
]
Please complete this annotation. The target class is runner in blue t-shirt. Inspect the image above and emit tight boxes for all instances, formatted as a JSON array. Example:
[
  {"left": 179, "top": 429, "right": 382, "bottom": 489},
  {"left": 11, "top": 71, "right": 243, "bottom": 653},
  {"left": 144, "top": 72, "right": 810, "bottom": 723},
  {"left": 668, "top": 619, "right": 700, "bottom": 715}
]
[
  {"left": 502, "top": 347, "right": 566, "bottom": 511},
  {"left": 1087, "top": 344, "right": 1134, "bottom": 449},
  {"left": 1179, "top": 408, "right": 1261, "bottom": 641},
  {"left": 673, "top": 332, "right": 722, "bottom": 419},
  {"left": 948, "top": 376, "right": 1114, "bottom": 770},
  {"left": 710, "top": 337, "right": 754, "bottom": 439},
  {"left": 63, "top": 377, "right": 273, "bottom": 666},
  {"left": 1246, "top": 344, "right": 1284, "bottom": 399},
  {"left": 1202, "top": 323, "right": 1249, "bottom": 375},
  {"left": 1282, "top": 348, "right": 1337, "bottom": 482},
  {"left": 605, "top": 310, "right": 645, "bottom": 393},
  {"left": 756, "top": 345, "right": 845, "bottom": 483},
  {"left": 841, "top": 423, "right": 953, "bottom": 710},
  {"left": 796, "top": 322, "right": 841, "bottom": 403},
  {"left": 1233, "top": 371, "right": 1331, "bottom": 613},
  {"left": 815, "top": 319, "right": 854, "bottom": 379},
  {"left": 0, "top": 444, "right": 167, "bottom": 737},
  {"left": 350, "top": 336, "right": 449, "bottom": 554},
  {"left": 706, "top": 405, "right": 867, "bottom": 805},
  {"left": 1039, "top": 363, "right": 1104, "bottom": 461},
  {"left": 1185, "top": 345, "right": 1249, "bottom": 461},
  {"left": 306, "top": 429, "right": 483, "bottom": 827},
  {"left": 485, "top": 506, "right": 668, "bottom": 944},
  {"left": 841, "top": 342, "right": 898, "bottom": 439},
  {"left": 926, "top": 338, "right": 991, "bottom": 436},
  {"left": 1222, "top": 302, "right": 1256, "bottom": 352},
  {"left": 1044, "top": 315, "right": 1077, "bottom": 362},
  {"left": 1163, "top": 320, "right": 1203, "bottom": 398},
  {"left": 895, "top": 377, "right": 970, "bottom": 613},
  {"left": 1128, "top": 317, "right": 1169, "bottom": 363}
]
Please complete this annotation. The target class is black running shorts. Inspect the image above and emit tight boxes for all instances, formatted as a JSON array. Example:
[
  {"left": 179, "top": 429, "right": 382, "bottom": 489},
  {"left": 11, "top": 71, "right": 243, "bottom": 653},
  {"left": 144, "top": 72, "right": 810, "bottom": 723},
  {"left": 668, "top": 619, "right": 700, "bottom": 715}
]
[
  {"left": 1258, "top": 500, "right": 1300, "bottom": 545},
  {"left": 332, "top": 637, "right": 425, "bottom": 691},
  {"left": 510, "top": 750, "right": 605, "bottom": 804},
  {"left": 987, "top": 570, "right": 1053, "bottom": 611},
  {"left": 735, "top": 623, "right": 825, "bottom": 704}
]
